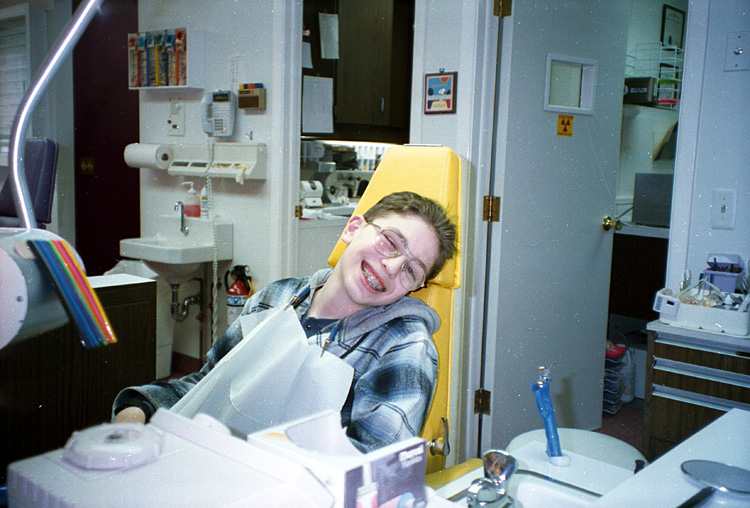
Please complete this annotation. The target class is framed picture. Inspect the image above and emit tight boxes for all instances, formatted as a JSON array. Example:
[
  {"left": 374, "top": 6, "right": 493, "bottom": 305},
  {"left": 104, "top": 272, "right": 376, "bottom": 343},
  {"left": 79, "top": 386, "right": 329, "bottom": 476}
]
[
  {"left": 661, "top": 5, "right": 685, "bottom": 48},
  {"left": 424, "top": 72, "right": 457, "bottom": 114}
]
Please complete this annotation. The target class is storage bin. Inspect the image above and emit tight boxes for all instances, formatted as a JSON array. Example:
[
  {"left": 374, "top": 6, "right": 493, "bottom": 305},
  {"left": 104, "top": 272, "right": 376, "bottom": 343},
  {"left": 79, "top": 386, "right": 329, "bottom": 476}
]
[
  {"left": 703, "top": 253, "right": 745, "bottom": 292},
  {"left": 703, "top": 270, "right": 744, "bottom": 293}
]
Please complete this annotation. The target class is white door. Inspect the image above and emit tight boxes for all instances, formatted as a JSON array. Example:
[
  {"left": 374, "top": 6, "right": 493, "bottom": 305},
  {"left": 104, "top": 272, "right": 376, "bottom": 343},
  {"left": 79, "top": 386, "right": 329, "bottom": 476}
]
[{"left": 478, "top": 1, "right": 630, "bottom": 452}]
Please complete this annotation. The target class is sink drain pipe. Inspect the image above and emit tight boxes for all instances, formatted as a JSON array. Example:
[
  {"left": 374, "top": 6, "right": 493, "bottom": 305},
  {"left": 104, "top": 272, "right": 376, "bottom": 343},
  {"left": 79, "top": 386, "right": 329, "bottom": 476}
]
[{"left": 170, "top": 283, "right": 202, "bottom": 322}]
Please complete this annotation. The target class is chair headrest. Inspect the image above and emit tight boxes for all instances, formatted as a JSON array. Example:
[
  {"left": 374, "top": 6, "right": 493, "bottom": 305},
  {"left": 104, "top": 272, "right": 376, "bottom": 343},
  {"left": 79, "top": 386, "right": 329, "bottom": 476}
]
[
  {"left": 327, "top": 145, "right": 461, "bottom": 290},
  {"left": 0, "top": 138, "right": 59, "bottom": 225}
]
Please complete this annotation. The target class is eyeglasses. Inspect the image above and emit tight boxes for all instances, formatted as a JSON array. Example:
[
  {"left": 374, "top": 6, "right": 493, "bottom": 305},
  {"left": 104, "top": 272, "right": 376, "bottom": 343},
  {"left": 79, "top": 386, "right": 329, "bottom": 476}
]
[{"left": 366, "top": 219, "right": 428, "bottom": 292}]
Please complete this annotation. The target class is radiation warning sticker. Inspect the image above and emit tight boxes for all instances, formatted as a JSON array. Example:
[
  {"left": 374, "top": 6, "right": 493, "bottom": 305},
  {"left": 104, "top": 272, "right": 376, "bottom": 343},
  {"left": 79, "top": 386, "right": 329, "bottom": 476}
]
[{"left": 557, "top": 115, "right": 573, "bottom": 137}]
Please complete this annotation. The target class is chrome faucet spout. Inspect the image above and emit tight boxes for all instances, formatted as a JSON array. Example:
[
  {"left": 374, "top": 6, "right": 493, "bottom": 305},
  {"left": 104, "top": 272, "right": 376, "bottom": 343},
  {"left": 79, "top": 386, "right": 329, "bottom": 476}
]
[
  {"left": 466, "top": 450, "right": 517, "bottom": 508},
  {"left": 175, "top": 201, "right": 189, "bottom": 235}
]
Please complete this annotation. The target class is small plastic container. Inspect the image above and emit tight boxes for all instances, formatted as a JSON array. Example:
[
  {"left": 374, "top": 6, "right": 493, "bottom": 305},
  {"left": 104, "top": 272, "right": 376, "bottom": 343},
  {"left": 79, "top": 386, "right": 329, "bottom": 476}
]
[
  {"left": 619, "top": 349, "right": 635, "bottom": 404},
  {"left": 703, "top": 253, "right": 744, "bottom": 293},
  {"left": 703, "top": 270, "right": 744, "bottom": 293}
]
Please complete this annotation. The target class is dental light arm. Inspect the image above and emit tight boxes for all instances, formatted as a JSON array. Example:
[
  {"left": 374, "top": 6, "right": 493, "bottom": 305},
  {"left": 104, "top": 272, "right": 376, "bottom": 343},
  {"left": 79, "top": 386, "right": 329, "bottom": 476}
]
[
  {"left": 7, "top": 0, "right": 103, "bottom": 227},
  {"left": 0, "top": 0, "right": 104, "bottom": 350}
]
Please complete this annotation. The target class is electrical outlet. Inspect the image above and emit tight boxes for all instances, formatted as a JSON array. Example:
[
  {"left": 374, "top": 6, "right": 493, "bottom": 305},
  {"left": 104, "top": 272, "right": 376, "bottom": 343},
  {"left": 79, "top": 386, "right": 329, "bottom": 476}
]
[
  {"left": 710, "top": 188, "right": 737, "bottom": 230},
  {"left": 167, "top": 98, "right": 185, "bottom": 136}
]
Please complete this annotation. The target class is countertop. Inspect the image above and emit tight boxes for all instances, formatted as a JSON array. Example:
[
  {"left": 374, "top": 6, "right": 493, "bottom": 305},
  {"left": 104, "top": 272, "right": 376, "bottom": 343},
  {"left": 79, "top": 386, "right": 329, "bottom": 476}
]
[
  {"left": 425, "top": 409, "right": 750, "bottom": 507},
  {"left": 592, "top": 408, "right": 750, "bottom": 507},
  {"left": 647, "top": 320, "right": 750, "bottom": 350},
  {"left": 89, "top": 273, "right": 155, "bottom": 288},
  {"left": 617, "top": 223, "right": 669, "bottom": 239}
]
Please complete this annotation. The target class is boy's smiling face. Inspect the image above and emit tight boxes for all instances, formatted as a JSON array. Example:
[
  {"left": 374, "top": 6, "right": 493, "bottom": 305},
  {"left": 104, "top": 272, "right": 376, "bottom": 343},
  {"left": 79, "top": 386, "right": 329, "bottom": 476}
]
[{"left": 331, "top": 212, "right": 440, "bottom": 313}]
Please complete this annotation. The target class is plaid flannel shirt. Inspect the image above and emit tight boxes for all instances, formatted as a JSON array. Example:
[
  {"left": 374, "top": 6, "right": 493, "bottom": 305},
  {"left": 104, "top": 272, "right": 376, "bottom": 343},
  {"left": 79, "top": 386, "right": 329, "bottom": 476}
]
[{"left": 114, "top": 269, "right": 439, "bottom": 452}]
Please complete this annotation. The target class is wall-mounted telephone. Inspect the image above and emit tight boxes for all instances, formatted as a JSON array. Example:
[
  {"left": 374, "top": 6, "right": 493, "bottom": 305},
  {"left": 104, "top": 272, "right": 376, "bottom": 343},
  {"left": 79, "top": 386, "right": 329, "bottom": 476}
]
[{"left": 201, "top": 90, "right": 236, "bottom": 137}]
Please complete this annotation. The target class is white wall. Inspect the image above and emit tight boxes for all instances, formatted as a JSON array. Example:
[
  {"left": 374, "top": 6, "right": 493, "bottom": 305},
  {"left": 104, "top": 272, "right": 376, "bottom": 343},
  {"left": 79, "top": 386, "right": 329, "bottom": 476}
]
[
  {"left": 668, "top": 0, "right": 750, "bottom": 289},
  {"left": 137, "top": 0, "right": 300, "bottom": 356}
]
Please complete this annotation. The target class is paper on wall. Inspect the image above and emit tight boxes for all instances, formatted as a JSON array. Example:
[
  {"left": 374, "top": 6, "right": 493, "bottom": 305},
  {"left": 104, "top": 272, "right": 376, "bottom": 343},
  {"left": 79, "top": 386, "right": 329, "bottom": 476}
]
[
  {"left": 318, "top": 13, "right": 339, "bottom": 59},
  {"left": 302, "top": 42, "right": 313, "bottom": 69},
  {"left": 171, "top": 306, "right": 354, "bottom": 436},
  {"left": 302, "top": 75, "right": 334, "bottom": 134}
]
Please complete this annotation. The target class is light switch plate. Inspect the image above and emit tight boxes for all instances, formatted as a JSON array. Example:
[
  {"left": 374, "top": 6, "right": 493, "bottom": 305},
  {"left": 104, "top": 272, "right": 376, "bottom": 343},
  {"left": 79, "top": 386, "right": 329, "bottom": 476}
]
[
  {"left": 710, "top": 188, "right": 737, "bottom": 230},
  {"left": 725, "top": 32, "right": 750, "bottom": 72}
]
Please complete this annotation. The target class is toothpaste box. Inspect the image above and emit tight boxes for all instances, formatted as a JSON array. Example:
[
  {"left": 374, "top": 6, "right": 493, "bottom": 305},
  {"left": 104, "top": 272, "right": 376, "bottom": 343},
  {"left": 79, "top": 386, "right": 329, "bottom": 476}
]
[{"left": 247, "top": 411, "right": 428, "bottom": 508}]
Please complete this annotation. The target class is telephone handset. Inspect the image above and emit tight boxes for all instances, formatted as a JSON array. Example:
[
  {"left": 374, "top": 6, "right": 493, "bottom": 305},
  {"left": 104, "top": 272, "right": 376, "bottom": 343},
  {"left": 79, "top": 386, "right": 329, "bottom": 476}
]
[{"left": 201, "top": 90, "right": 236, "bottom": 137}]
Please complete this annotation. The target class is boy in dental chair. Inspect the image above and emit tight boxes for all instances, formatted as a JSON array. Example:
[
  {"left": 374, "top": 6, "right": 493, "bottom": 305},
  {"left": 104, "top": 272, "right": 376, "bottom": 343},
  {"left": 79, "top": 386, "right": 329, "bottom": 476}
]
[{"left": 113, "top": 191, "right": 457, "bottom": 452}]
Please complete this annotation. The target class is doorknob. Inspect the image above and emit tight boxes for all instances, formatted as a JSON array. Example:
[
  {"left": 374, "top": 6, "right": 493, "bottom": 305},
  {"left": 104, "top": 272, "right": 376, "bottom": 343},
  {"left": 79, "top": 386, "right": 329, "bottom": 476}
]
[
  {"left": 429, "top": 417, "right": 451, "bottom": 456},
  {"left": 602, "top": 216, "right": 622, "bottom": 231}
]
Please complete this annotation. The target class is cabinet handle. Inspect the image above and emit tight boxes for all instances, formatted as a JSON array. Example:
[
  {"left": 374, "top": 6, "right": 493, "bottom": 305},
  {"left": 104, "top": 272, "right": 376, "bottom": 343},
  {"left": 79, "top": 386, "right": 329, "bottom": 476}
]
[
  {"left": 654, "top": 357, "right": 750, "bottom": 387},
  {"left": 381, "top": 98, "right": 385, "bottom": 113},
  {"left": 652, "top": 385, "right": 750, "bottom": 412}
]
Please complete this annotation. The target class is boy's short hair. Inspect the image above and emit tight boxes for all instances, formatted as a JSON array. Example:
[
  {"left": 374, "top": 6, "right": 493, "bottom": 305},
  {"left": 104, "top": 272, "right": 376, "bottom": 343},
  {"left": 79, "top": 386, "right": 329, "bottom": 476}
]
[{"left": 363, "top": 191, "right": 458, "bottom": 281}]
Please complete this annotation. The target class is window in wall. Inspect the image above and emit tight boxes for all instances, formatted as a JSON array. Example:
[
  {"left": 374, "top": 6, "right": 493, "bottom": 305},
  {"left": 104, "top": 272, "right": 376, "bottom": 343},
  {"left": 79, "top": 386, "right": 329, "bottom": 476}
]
[
  {"left": 0, "top": 4, "right": 45, "bottom": 165},
  {"left": 544, "top": 53, "right": 597, "bottom": 115},
  {"left": 0, "top": 16, "right": 27, "bottom": 155}
]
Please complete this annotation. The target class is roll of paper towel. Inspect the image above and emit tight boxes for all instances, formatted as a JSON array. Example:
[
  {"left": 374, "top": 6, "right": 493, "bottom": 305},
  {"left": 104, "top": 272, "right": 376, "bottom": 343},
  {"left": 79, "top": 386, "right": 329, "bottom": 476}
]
[{"left": 124, "top": 143, "right": 173, "bottom": 170}]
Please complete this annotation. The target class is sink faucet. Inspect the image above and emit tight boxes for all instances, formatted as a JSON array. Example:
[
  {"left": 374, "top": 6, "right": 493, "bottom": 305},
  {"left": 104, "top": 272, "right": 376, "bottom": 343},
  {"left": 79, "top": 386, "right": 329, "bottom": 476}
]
[
  {"left": 175, "top": 201, "right": 189, "bottom": 235},
  {"left": 466, "top": 450, "right": 517, "bottom": 508}
]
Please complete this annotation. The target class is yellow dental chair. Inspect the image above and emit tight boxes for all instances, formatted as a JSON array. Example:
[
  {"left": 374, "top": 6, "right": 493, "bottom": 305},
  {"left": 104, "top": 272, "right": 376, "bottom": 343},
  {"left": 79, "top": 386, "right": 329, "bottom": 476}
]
[{"left": 328, "top": 145, "right": 462, "bottom": 474}]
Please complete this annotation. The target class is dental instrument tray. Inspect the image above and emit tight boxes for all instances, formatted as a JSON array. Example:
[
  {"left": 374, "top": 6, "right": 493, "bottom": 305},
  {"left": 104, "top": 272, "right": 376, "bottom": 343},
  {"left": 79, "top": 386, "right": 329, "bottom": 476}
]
[{"left": 653, "top": 281, "right": 750, "bottom": 336}]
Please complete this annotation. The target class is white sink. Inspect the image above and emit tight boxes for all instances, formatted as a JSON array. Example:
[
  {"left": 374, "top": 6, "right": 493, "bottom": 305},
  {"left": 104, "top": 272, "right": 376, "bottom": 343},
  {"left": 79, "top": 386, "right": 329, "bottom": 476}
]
[
  {"left": 433, "top": 439, "right": 636, "bottom": 508},
  {"left": 443, "top": 470, "right": 597, "bottom": 508},
  {"left": 120, "top": 215, "right": 233, "bottom": 284},
  {"left": 509, "top": 471, "right": 598, "bottom": 507}
]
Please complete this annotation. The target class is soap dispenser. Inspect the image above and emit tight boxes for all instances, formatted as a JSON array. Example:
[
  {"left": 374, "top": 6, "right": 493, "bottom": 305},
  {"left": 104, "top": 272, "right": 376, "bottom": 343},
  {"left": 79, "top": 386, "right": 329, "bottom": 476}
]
[{"left": 182, "top": 181, "right": 200, "bottom": 217}]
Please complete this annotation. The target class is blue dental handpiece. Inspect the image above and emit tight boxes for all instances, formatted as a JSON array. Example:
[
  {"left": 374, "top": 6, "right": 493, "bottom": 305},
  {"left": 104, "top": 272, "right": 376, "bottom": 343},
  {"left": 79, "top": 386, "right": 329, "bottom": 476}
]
[{"left": 531, "top": 367, "right": 562, "bottom": 458}]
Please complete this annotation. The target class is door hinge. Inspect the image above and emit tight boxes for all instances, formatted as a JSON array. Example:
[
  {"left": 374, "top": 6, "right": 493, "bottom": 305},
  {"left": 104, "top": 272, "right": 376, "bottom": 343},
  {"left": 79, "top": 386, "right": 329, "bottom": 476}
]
[
  {"left": 483, "top": 195, "right": 500, "bottom": 222},
  {"left": 494, "top": 0, "right": 512, "bottom": 18},
  {"left": 474, "top": 388, "right": 491, "bottom": 415}
]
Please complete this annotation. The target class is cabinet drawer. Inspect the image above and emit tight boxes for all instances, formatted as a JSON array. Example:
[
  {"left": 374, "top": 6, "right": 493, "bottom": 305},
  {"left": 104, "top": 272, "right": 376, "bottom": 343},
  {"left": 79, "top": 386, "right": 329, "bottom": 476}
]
[
  {"left": 647, "top": 394, "right": 725, "bottom": 444},
  {"left": 652, "top": 357, "right": 750, "bottom": 404},
  {"left": 645, "top": 328, "right": 750, "bottom": 461},
  {"left": 654, "top": 341, "right": 750, "bottom": 376}
]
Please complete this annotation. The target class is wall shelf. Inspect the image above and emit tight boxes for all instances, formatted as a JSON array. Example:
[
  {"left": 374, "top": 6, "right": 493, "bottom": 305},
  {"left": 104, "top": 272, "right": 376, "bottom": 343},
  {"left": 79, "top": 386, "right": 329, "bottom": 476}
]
[
  {"left": 632, "top": 42, "right": 684, "bottom": 109},
  {"left": 167, "top": 142, "right": 266, "bottom": 181}
]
